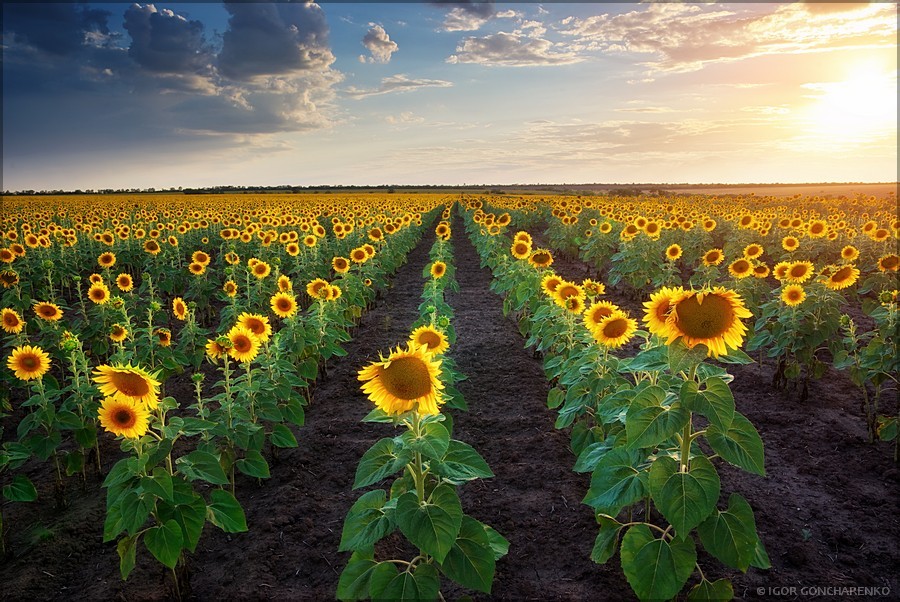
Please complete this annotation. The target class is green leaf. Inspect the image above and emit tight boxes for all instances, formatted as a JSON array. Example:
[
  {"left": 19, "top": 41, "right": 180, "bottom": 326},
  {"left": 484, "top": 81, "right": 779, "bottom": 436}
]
[
  {"left": 591, "top": 515, "right": 623, "bottom": 565},
  {"left": 336, "top": 549, "right": 379, "bottom": 601},
  {"left": 236, "top": 450, "right": 271, "bottom": 479},
  {"left": 144, "top": 519, "right": 183, "bottom": 569},
  {"left": 582, "top": 447, "right": 647, "bottom": 516},
  {"left": 354, "top": 438, "right": 411, "bottom": 489},
  {"left": 626, "top": 385, "right": 689, "bottom": 449},
  {"left": 376, "top": 563, "right": 440, "bottom": 601},
  {"left": 367, "top": 562, "right": 400, "bottom": 599},
  {"left": 270, "top": 423, "right": 298, "bottom": 448},
  {"left": 547, "top": 386, "right": 565, "bottom": 409},
  {"left": 573, "top": 439, "right": 616, "bottom": 473},
  {"left": 207, "top": 489, "right": 248, "bottom": 533},
  {"left": 649, "top": 455, "right": 720, "bottom": 538},
  {"left": 698, "top": 493, "right": 758, "bottom": 572},
  {"left": 3, "top": 474, "right": 38, "bottom": 502},
  {"left": 440, "top": 515, "right": 496, "bottom": 593},
  {"left": 65, "top": 450, "right": 85, "bottom": 476},
  {"left": 141, "top": 468, "right": 174, "bottom": 502},
  {"left": 431, "top": 440, "right": 493, "bottom": 483},
  {"left": 483, "top": 524, "right": 509, "bottom": 561},
  {"left": 339, "top": 490, "right": 394, "bottom": 552},
  {"left": 680, "top": 377, "right": 735, "bottom": 431},
  {"left": 401, "top": 422, "right": 450, "bottom": 461},
  {"left": 117, "top": 534, "right": 138, "bottom": 580},
  {"left": 717, "top": 348, "right": 754, "bottom": 365},
  {"left": 687, "top": 578, "right": 734, "bottom": 601},
  {"left": 620, "top": 524, "right": 696, "bottom": 602},
  {"left": 669, "top": 338, "right": 709, "bottom": 375},
  {"left": 120, "top": 491, "right": 153, "bottom": 534},
  {"left": 176, "top": 450, "right": 230, "bottom": 485},
  {"left": 396, "top": 484, "right": 463, "bottom": 564},
  {"left": 706, "top": 411, "right": 766, "bottom": 476},
  {"left": 751, "top": 538, "right": 772, "bottom": 570},
  {"left": 174, "top": 494, "right": 207, "bottom": 553},
  {"left": 282, "top": 397, "right": 306, "bottom": 427}
]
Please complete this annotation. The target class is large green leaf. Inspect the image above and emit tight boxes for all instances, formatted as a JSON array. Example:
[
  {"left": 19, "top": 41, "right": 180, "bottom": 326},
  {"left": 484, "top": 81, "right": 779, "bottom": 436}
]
[
  {"left": 680, "top": 377, "right": 735, "bottom": 431},
  {"left": 270, "top": 423, "right": 298, "bottom": 448},
  {"left": 591, "top": 515, "right": 623, "bottom": 565},
  {"left": 141, "top": 468, "right": 174, "bottom": 503},
  {"left": 706, "top": 411, "right": 766, "bottom": 476},
  {"left": 697, "top": 493, "right": 758, "bottom": 572},
  {"left": 431, "top": 440, "right": 493, "bottom": 483},
  {"left": 687, "top": 578, "right": 734, "bottom": 601},
  {"left": 176, "top": 450, "right": 230, "bottom": 485},
  {"left": 396, "top": 484, "right": 463, "bottom": 564},
  {"left": 582, "top": 447, "right": 647, "bottom": 516},
  {"left": 144, "top": 519, "right": 183, "bottom": 569},
  {"left": 649, "top": 455, "right": 720, "bottom": 538},
  {"left": 371, "top": 563, "right": 440, "bottom": 601},
  {"left": 336, "top": 549, "right": 378, "bottom": 601},
  {"left": 120, "top": 491, "right": 153, "bottom": 534},
  {"left": 339, "top": 490, "right": 394, "bottom": 552},
  {"left": 117, "top": 534, "right": 138, "bottom": 580},
  {"left": 668, "top": 338, "right": 709, "bottom": 375},
  {"left": 207, "top": 489, "right": 248, "bottom": 532},
  {"left": 3, "top": 474, "right": 37, "bottom": 502},
  {"left": 620, "top": 524, "right": 696, "bottom": 602},
  {"left": 236, "top": 450, "right": 271, "bottom": 479},
  {"left": 440, "top": 515, "right": 496, "bottom": 593},
  {"left": 626, "top": 385, "right": 689, "bottom": 449},
  {"left": 353, "top": 437, "right": 410, "bottom": 489},
  {"left": 401, "top": 422, "right": 450, "bottom": 461}
]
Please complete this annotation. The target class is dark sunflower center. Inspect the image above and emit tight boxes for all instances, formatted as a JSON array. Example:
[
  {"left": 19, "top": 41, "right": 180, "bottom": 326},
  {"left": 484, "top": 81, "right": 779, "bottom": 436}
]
[
  {"left": 380, "top": 357, "right": 433, "bottom": 400},
  {"left": 114, "top": 409, "right": 136, "bottom": 428},
  {"left": 21, "top": 355, "right": 38, "bottom": 369},
  {"left": 416, "top": 331, "right": 443, "bottom": 350},
  {"left": 674, "top": 294, "right": 734, "bottom": 339},
  {"left": 233, "top": 336, "right": 251, "bottom": 352},
  {"left": 111, "top": 372, "right": 150, "bottom": 397},
  {"left": 790, "top": 265, "right": 808, "bottom": 278},
  {"left": 832, "top": 266, "right": 852, "bottom": 282},
  {"left": 603, "top": 317, "right": 629, "bottom": 338}
]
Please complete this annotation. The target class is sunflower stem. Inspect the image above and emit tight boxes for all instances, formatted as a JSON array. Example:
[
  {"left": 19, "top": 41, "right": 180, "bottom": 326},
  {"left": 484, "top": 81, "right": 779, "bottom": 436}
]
[{"left": 680, "top": 417, "right": 693, "bottom": 473}]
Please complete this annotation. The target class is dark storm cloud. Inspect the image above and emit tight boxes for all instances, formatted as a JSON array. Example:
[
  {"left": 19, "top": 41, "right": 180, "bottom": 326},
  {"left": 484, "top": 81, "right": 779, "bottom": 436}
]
[
  {"left": 430, "top": 1, "right": 495, "bottom": 18},
  {"left": 3, "top": 2, "right": 111, "bottom": 55},
  {"left": 218, "top": 0, "right": 335, "bottom": 80},
  {"left": 123, "top": 4, "right": 213, "bottom": 74}
]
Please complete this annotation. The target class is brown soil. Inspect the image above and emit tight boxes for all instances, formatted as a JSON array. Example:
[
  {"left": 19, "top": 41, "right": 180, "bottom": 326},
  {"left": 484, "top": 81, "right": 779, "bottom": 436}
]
[{"left": 2, "top": 216, "right": 898, "bottom": 601}]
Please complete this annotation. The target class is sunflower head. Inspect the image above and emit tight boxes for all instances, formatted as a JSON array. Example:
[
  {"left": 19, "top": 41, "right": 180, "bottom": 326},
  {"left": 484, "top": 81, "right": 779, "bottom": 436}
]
[
  {"left": 840, "top": 245, "right": 859, "bottom": 262},
  {"left": 271, "top": 292, "right": 298, "bottom": 318},
  {"left": 98, "top": 252, "right": 117, "bottom": 268},
  {"left": 785, "top": 261, "right": 814, "bottom": 283},
  {"left": 665, "top": 244, "right": 683, "bottom": 261},
  {"left": 592, "top": 311, "right": 637, "bottom": 349},
  {"left": 227, "top": 325, "right": 261, "bottom": 363},
  {"left": 743, "top": 243, "right": 764, "bottom": 259},
  {"left": 172, "top": 297, "right": 188, "bottom": 321},
  {"left": 252, "top": 261, "right": 271, "bottom": 279},
  {"left": 34, "top": 301, "right": 64, "bottom": 322},
  {"left": 642, "top": 286, "right": 684, "bottom": 337},
  {"left": 93, "top": 364, "right": 161, "bottom": 408},
  {"left": 540, "top": 274, "right": 564, "bottom": 297},
  {"left": 237, "top": 312, "right": 272, "bottom": 341},
  {"left": 582, "top": 279, "right": 606, "bottom": 297},
  {"left": 824, "top": 264, "right": 859, "bottom": 290},
  {"left": 307, "top": 278, "right": 331, "bottom": 299},
  {"left": 663, "top": 287, "right": 752, "bottom": 358},
  {"left": 358, "top": 343, "right": 445, "bottom": 416},
  {"left": 528, "top": 249, "right": 553, "bottom": 269},
  {"left": 223, "top": 280, "right": 238, "bottom": 297},
  {"left": 156, "top": 328, "right": 172, "bottom": 347},
  {"left": 350, "top": 247, "right": 368, "bottom": 263},
  {"left": 511, "top": 240, "right": 532, "bottom": 260},
  {"left": 430, "top": 261, "right": 447, "bottom": 279},
  {"left": 584, "top": 300, "right": 621, "bottom": 332},
  {"left": 564, "top": 296, "right": 585, "bottom": 315},
  {"left": 109, "top": 323, "right": 128, "bottom": 342},
  {"left": 728, "top": 258, "right": 753, "bottom": 279},
  {"left": 781, "top": 284, "right": 806, "bottom": 306},
  {"left": 782, "top": 236, "right": 800, "bottom": 252},
  {"left": 98, "top": 397, "right": 150, "bottom": 439},
  {"left": 116, "top": 273, "right": 134, "bottom": 292},
  {"left": 88, "top": 282, "right": 110, "bottom": 305},
  {"left": 7, "top": 345, "right": 51, "bottom": 381},
  {"left": 878, "top": 254, "right": 899, "bottom": 272},
  {"left": 409, "top": 325, "right": 450, "bottom": 356},
  {"left": 1, "top": 308, "right": 25, "bottom": 334},
  {"left": 332, "top": 256, "right": 350, "bottom": 273},
  {"left": 206, "top": 338, "right": 228, "bottom": 360},
  {"left": 553, "top": 281, "right": 585, "bottom": 307}
]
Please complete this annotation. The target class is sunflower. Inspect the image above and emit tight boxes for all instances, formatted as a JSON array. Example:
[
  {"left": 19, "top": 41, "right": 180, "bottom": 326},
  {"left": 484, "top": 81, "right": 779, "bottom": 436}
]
[
  {"left": 584, "top": 300, "right": 621, "bottom": 332},
  {"left": 350, "top": 247, "right": 368, "bottom": 263},
  {"left": 781, "top": 284, "right": 806, "bottom": 306},
  {"left": 553, "top": 281, "right": 585, "bottom": 307},
  {"left": 0, "top": 270, "right": 20, "bottom": 288},
  {"left": 109, "top": 323, "right": 128, "bottom": 343},
  {"left": 592, "top": 311, "right": 637, "bottom": 349},
  {"left": 877, "top": 254, "right": 899, "bottom": 272},
  {"left": 237, "top": 313, "right": 272, "bottom": 342},
  {"left": 303, "top": 235, "right": 317, "bottom": 248},
  {"left": 191, "top": 250, "right": 211, "bottom": 266},
  {"left": 582, "top": 279, "right": 606, "bottom": 297},
  {"left": 223, "top": 280, "right": 238, "bottom": 297},
  {"left": 7, "top": 345, "right": 51, "bottom": 381},
  {"left": 840, "top": 245, "right": 859, "bottom": 262},
  {"left": 89, "top": 273, "right": 104, "bottom": 285},
  {"left": 358, "top": 343, "right": 445, "bottom": 416},
  {"left": 0, "top": 248, "right": 14, "bottom": 263},
  {"left": 435, "top": 223, "right": 451, "bottom": 240},
  {"left": 97, "top": 397, "right": 149, "bottom": 439},
  {"left": 743, "top": 243, "right": 764, "bottom": 259},
  {"left": 728, "top": 258, "right": 753, "bottom": 279},
  {"left": 363, "top": 244, "right": 376, "bottom": 258},
  {"left": 431, "top": 261, "right": 447, "bottom": 279},
  {"left": 665, "top": 244, "right": 682, "bottom": 261},
  {"left": 271, "top": 292, "right": 298, "bottom": 318},
  {"left": 781, "top": 236, "right": 800, "bottom": 252},
  {"left": 511, "top": 240, "right": 532, "bottom": 260},
  {"left": 188, "top": 262, "right": 206, "bottom": 276},
  {"left": 541, "top": 274, "right": 564, "bottom": 297},
  {"left": 871, "top": 228, "right": 891, "bottom": 242},
  {"left": 368, "top": 227, "right": 384, "bottom": 242},
  {"left": 773, "top": 261, "right": 791, "bottom": 281},
  {"left": 564, "top": 296, "right": 585, "bottom": 315},
  {"left": 807, "top": 220, "right": 827, "bottom": 238},
  {"left": 528, "top": 249, "right": 553, "bottom": 269},
  {"left": 227, "top": 326, "right": 261, "bottom": 363},
  {"left": 206, "top": 338, "right": 228, "bottom": 360},
  {"left": 824, "top": 264, "right": 859, "bottom": 290},
  {"left": 88, "top": 282, "right": 110, "bottom": 305},
  {"left": 642, "top": 286, "right": 683, "bottom": 337},
  {"left": 93, "top": 364, "right": 161, "bottom": 408},
  {"left": 332, "top": 256, "right": 350, "bottom": 273},
  {"left": 156, "top": 328, "right": 171, "bottom": 347},
  {"left": 252, "top": 261, "right": 271, "bottom": 279},
  {"left": 702, "top": 249, "right": 725, "bottom": 267},
  {"left": 1, "top": 308, "right": 24, "bottom": 334},
  {"left": 753, "top": 264, "right": 770, "bottom": 279},
  {"left": 514, "top": 231, "right": 533, "bottom": 246},
  {"left": 116, "top": 273, "right": 134, "bottom": 292},
  {"left": 409, "top": 325, "right": 450, "bottom": 355},
  {"left": 784, "top": 261, "right": 815, "bottom": 283},
  {"left": 307, "top": 278, "right": 331, "bottom": 299},
  {"left": 98, "top": 252, "right": 116, "bottom": 269},
  {"left": 172, "top": 297, "right": 188, "bottom": 321},
  {"left": 663, "top": 287, "right": 752, "bottom": 358},
  {"left": 33, "top": 301, "right": 63, "bottom": 322},
  {"left": 326, "top": 284, "right": 342, "bottom": 301},
  {"left": 144, "top": 240, "right": 161, "bottom": 255}
]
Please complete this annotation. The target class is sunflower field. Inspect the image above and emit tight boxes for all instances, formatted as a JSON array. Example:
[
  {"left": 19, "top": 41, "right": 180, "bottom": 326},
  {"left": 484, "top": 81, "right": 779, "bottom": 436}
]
[{"left": 1, "top": 190, "right": 897, "bottom": 600}]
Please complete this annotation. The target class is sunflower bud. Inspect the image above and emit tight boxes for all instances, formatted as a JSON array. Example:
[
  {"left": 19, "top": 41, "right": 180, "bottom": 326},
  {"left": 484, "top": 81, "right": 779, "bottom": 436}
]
[
  {"left": 839, "top": 314, "right": 851, "bottom": 327},
  {"left": 110, "top": 296, "right": 125, "bottom": 309},
  {"left": 879, "top": 291, "right": 894, "bottom": 304},
  {"left": 72, "top": 274, "right": 82, "bottom": 282},
  {"left": 42, "top": 259, "right": 54, "bottom": 270},
  {"left": 191, "top": 372, "right": 204, "bottom": 384},
  {"left": 150, "top": 301, "right": 162, "bottom": 312},
  {"left": 216, "top": 335, "right": 233, "bottom": 349}
]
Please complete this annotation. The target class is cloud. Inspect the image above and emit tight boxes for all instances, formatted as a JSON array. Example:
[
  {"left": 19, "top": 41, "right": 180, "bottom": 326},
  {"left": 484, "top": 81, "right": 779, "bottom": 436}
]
[
  {"left": 217, "top": 0, "right": 335, "bottom": 80},
  {"left": 800, "top": 2, "right": 870, "bottom": 15},
  {"left": 385, "top": 111, "right": 426, "bottom": 125},
  {"left": 2, "top": 3, "right": 112, "bottom": 56},
  {"left": 123, "top": 4, "right": 212, "bottom": 75},
  {"left": 361, "top": 24, "right": 398, "bottom": 63},
  {"left": 431, "top": 1, "right": 495, "bottom": 31},
  {"left": 558, "top": 2, "right": 897, "bottom": 73},
  {"left": 345, "top": 74, "right": 453, "bottom": 99},
  {"left": 447, "top": 32, "right": 583, "bottom": 66}
]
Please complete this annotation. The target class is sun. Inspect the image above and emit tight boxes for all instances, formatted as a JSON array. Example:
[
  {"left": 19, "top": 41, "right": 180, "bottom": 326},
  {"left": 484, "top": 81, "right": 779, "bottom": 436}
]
[{"left": 803, "top": 64, "right": 897, "bottom": 144}]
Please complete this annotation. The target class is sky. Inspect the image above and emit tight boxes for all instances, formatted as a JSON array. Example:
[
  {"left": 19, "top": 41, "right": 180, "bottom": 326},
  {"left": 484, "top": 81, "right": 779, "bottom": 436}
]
[{"left": 2, "top": 1, "right": 897, "bottom": 191}]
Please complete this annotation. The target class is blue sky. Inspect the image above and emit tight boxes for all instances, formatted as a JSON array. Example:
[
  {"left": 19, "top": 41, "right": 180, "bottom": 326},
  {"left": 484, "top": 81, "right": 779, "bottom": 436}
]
[{"left": 2, "top": 1, "right": 897, "bottom": 191}]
